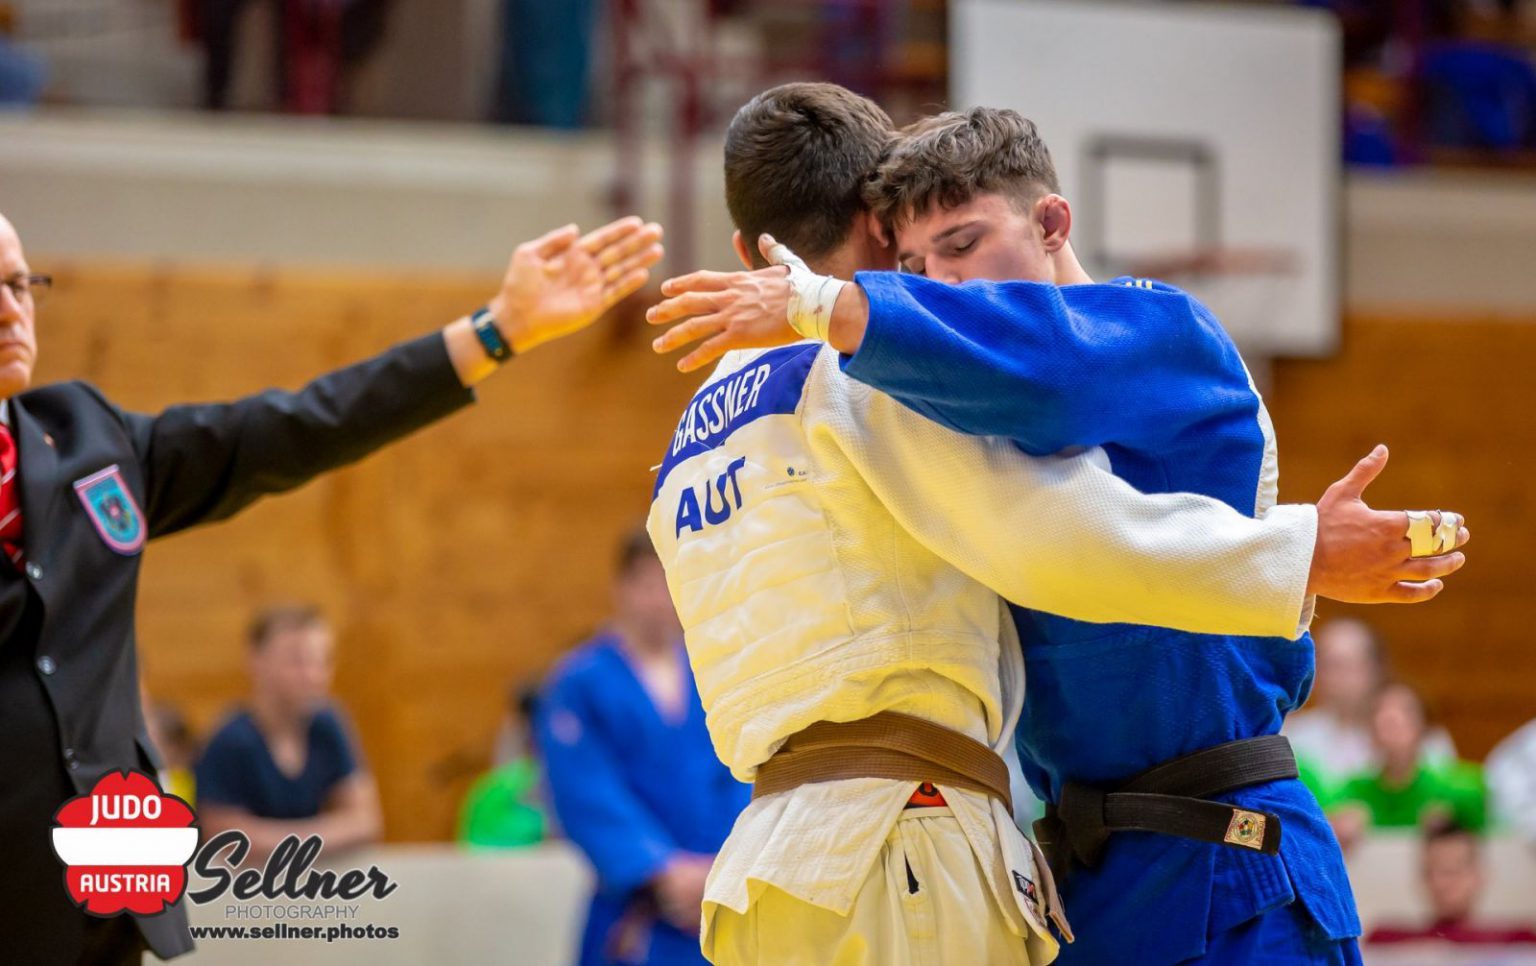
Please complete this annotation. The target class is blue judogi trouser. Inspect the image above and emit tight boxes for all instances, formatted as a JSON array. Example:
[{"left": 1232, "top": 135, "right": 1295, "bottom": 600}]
[{"left": 1190, "top": 902, "right": 1363, "bottom": 966}]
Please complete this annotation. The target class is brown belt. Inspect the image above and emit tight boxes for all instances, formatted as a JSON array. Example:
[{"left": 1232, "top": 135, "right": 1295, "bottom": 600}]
[{"left": 751, "top": 711, "right": 1013, "bottom": 813}]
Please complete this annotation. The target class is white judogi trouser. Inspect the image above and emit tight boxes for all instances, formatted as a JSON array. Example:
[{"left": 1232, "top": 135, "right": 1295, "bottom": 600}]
[{"left": 706, "top": 806, "right": 1057, "bottom": 966}]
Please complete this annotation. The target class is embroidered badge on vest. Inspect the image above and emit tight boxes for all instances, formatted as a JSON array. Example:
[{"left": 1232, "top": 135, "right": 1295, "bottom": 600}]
[{"left": 74, "top": 465, "right": 147, "bottom": 554}]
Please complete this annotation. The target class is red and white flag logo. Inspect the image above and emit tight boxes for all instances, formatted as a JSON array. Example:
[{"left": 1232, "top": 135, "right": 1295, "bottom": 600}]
[{"left": 50, "top": 770, "right": 198, "bottom": 916}]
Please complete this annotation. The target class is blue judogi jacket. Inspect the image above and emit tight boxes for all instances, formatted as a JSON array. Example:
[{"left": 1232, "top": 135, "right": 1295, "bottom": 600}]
[
  {"left": 535, "top": 633, "right": 751, "bottom": 966},
  {"left": 843, "top": 272, "right": 1361, "bottom": 965}
]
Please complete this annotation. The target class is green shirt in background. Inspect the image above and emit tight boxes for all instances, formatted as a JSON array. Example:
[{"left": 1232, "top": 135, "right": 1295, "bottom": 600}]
[
  {"left": 1295, "top": 755, "right": 1336, "bottom": 806},
  {"left": 457, "top": 758, "right": 549, "bottom": 848},
  {"left": 1330, "top": 761, "right": 1487, "bottom": 832}
]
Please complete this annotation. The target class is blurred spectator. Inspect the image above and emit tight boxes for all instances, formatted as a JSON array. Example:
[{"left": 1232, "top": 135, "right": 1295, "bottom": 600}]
[
  {"left": 138, "top": 666, "right": 201, "bottom": 806},
  {"left": 1287, "top": 618, "right": 1456, "bottom": 791},
  {"left": 1487, "top": 717, "right": 1536, "bottom": 843},
  {"left": 1327, "top": 683, "right": 1486, "bottom": 849},
  {"left": 457, "top": 683, "right": 548, "bottom": 848},
  {"left": 1367, "top": 820, "right": 1536, "bottom": 945},
  {"left": 195, "top": 604, "right": 382, "bottom": 857},
  {"left": 492, "top": 678, "right": 537, "bottom": 767},
  {"left": 1296, "top": 754, "right": 1340, "bottom": 810},
  {"left": 494, "top": 0, "right": 598, "bottom": 127},
  {"left": 1422, "top": 39, "right": 1536, "bottom": 152},
  {"left": 197, "top": 0, "right": 393, "bottom": 113},
  {"left": 145, "top": 696, "right": 200, "bottom": 807},
  {"left": 0, "top": 3, "right": 46, "bottom": 107},
  {"left": 535, "top": 528, "right": 749, "bottom": 966},
  {"left": 1302, "top": 0, "right": 1536, "bottom": 165},
  {"left": 1294, "top": 0, "right": 1399, "bottom": 69}
]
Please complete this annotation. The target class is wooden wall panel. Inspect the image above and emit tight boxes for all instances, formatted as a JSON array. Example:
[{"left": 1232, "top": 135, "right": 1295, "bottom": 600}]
[
  {"left": 1269, "top": 314, "right": 1536, "bottom": 761},
  {"left": 30, "top": 261, "right": 1535, "bottom": 838},
  {"left": 35, "top": 261, "right": 697, "bottom": 842}
]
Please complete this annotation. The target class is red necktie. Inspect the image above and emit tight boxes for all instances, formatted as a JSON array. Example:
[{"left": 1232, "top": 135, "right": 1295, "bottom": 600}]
[{"left": 0, "top": 424, "right": 24, "bottom": 569}]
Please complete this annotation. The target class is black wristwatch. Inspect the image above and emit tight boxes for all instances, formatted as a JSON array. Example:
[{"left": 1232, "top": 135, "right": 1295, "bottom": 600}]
[{"left": 470, "top": 306, "right": 514, "bottom": 364}]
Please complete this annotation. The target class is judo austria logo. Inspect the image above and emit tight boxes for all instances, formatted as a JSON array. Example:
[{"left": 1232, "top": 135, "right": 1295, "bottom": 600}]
[
  {"left": 50, "top": 770, "right": 198, "bottom": 916},
  {"left": 73, "top": 464, "right": 147, "bottom": 555}
]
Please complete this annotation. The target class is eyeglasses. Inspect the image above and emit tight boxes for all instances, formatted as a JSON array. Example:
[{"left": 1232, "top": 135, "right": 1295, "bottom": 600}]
[{"left": 2, "top": 273, "right": 52, "bottom": 307}]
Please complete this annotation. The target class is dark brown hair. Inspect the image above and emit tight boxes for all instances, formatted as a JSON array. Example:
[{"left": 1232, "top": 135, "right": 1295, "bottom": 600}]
[
  {"left": 724, "top": 83, "right": 894, "bottom": 267},
  {"left": 615, "top": 525, "right": 658, "bottom": 578},
  {"left": 864, "top": 107, "right": 1061, "bottom": 230},
  {"left": 1375, "top": 679, "right": 1434, "bottom": 728},
  {"left": 247, "top": 603, "right": 326, "bottom": 650},
  {"left": 1423, "top": 815, "right": 1478, "bottom": 844}
]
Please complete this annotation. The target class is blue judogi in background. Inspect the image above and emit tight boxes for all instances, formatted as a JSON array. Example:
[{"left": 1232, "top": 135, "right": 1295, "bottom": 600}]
[
  {"left": 537, "top": 631, "right": 750, "bottom": 966},
  {"left": 841, "top": 272, "right": 1362, "bottom": 966}
]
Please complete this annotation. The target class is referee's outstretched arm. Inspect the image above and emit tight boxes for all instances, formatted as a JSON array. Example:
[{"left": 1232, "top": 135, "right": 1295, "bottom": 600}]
[{"left": 8, "top": 214, "right": 662, "bottom": 540}]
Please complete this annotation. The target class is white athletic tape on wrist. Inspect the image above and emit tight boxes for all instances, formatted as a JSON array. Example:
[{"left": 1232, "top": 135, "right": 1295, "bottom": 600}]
[
  {"left": 764, "top": 241, "right": 847, "bottom": 343},
  {"left": 1405, "top": 510, "right": 1462, "bottom": 557}
]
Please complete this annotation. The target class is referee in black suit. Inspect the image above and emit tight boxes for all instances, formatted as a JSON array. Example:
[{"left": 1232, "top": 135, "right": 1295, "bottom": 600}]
[{"left": 0, "top": 211, "right": 663, "bottom": 964}]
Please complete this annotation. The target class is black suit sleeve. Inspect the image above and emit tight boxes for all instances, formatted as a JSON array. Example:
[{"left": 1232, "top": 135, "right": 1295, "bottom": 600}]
[{"left": 113, "top": 331, "right": 476, "bottom": 539}]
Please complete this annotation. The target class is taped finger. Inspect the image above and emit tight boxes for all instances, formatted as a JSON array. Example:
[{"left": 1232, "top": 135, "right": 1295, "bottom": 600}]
[
  {"left": 1433, "top": 512, "right": 1462, "bottom": 555},
  {"left": 1405, "top": 511, "right": 1438, "bottom": 558}
]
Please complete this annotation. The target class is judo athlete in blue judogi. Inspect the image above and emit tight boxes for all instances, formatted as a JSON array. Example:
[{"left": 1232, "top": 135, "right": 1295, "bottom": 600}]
[
  {"left": 827, "top": 121, "right": 1366, "bottom": 964},
  {"left": 646, "top": 98, "right": 1469, "bottom": 965},
  {"left": 536, "top": 529, "right": 750, "bottom": 966}
]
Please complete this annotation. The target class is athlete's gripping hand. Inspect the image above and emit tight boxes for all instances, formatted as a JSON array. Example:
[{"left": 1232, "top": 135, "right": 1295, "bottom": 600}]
[
  {"left": 1308, "top": 445, "right": 1470, "bottom": 604},
  {"left": 648, "top": 234, "right": 847, "bottom": 372},
  {"left": 493, "top": 216, "right": 665, "bottom": 354}
]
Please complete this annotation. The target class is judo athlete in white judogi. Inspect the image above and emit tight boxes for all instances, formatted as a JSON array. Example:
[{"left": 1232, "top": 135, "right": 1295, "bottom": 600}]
[{"left": 646, "top": 340, "right": 1327, "bottom": 966}]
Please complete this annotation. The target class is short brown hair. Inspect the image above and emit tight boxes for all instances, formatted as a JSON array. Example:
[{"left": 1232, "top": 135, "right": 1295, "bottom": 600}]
[
  {"left": 864, "top": 107, "right": 1061, "bottom": 231},
  {"left": 615, "top": 525, "right": 658, "bottom": 577},
  {"left": 724, "top": 83, "right": 894, "bottom": 267},
  {"left": 248, "top": 603, "right": 326, "bottom": 650},
  {"left": 1423, "top": 816, "right": 1479, "bottom": 849}
]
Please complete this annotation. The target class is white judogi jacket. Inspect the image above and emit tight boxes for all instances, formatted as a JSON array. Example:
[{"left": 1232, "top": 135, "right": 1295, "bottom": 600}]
[{"left": 646, "top": 342, "right": 1317, "bottom": 953}]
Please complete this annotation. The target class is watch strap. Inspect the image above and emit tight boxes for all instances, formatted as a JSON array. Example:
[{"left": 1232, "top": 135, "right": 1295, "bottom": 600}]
[{"left": 470, "top": 306, "right": 514, "bottom": 363}]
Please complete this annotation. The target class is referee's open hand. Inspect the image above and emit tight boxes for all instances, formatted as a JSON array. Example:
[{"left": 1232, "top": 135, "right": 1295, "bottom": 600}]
[{"left": 491, "top": 216, "right": 664, "bottom": 354}]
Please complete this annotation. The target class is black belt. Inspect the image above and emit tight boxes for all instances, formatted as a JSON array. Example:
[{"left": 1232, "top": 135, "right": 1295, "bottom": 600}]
[{"left": 1032, "top": 735, "right": 1298, "bottom": 883}]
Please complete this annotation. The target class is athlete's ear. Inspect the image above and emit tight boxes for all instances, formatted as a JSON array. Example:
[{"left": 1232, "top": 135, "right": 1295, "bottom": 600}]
[
  {"left": 1038, "top": 195, "right": 1072, "bottom": 253},
  {"left": 852, "top": 211, "right": 897, "bottom": 272},
  {"left": 731, "top": 230, "right": 754, "bottom": 270},
  {"left": 865, "top": 211, "right": 893, "bottom": 252}
]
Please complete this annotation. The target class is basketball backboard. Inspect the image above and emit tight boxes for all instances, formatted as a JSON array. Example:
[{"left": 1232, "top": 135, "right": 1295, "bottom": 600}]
[{"left": 952, "top": 0, "right": 1341, "bottom": 356}]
